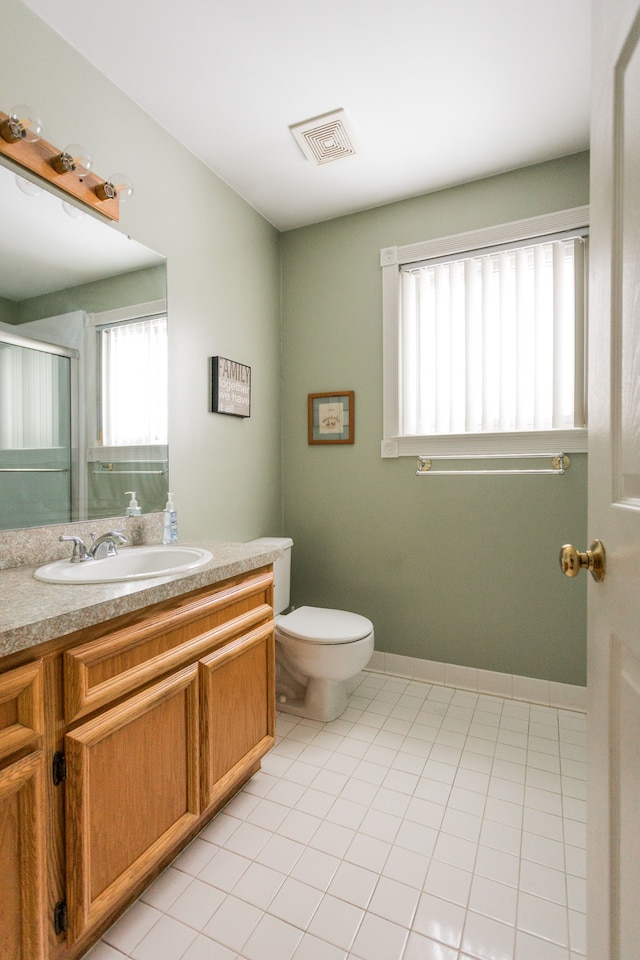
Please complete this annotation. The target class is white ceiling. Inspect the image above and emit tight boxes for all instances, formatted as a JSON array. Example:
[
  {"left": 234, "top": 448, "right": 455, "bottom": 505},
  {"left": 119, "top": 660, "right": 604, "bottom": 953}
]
[{"left": 20, "top": 0, "right": 591, "bottom": 232}]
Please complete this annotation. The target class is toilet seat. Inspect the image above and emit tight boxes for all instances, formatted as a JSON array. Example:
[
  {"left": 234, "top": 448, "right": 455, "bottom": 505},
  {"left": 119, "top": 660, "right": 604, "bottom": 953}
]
[{"left": 276, "top": 605, "right": 373, "bottom": 644}]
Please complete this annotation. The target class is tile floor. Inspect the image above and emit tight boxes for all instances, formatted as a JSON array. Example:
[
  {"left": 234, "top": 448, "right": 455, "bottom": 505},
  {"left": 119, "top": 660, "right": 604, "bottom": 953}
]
[{"left": 86, "top": 671, "right": 587, "bottom": 960}]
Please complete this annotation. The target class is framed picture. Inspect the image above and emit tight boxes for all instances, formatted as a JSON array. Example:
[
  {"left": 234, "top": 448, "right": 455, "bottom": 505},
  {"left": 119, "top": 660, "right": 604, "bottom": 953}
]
[
  {"left": 210, "top": 356, "right": 251, "bottom": 417},
  {"left": 308, "top": 391, "right": 354, "bottom": 444}
]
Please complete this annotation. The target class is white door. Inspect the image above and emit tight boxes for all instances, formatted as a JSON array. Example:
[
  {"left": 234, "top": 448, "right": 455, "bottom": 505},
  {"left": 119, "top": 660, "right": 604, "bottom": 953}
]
[{"left": 587, "top": 0, "right": 640, "bottom": 956}]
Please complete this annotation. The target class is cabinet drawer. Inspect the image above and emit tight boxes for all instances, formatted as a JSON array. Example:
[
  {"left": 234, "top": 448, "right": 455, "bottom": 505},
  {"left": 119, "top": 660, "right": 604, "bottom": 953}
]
[
  {"left": 0, "top": 661, "right": 44, "bottom": 764},
  {"left": 64, "top": 569, "right": 273, "bottom": 723}
]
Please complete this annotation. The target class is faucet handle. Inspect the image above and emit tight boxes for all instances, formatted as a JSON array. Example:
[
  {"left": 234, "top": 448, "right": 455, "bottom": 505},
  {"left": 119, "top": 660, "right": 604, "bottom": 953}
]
[{"left": 59, "top": 535, "right": 91, "bottom": 563}]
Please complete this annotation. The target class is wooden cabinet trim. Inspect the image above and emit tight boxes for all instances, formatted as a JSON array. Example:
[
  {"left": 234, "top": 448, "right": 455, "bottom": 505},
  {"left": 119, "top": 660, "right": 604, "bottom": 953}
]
[
  {"left": 64, "top": 664, "right": 200, "bottom": 945},
  {"left": 0, "top": 659, "right": 44, "bottom": 763},
  {"left": 0, "top": 749, "right": 47, "bottom": 960},
  {"left": 64, "top": 603, "right": 272, "bottom": 723},
  {"left": 200, "top": 622, "right": 275, "bottom": 813},
  {"left": 67, "top": 569, "right": 273, "bottom": 661}
]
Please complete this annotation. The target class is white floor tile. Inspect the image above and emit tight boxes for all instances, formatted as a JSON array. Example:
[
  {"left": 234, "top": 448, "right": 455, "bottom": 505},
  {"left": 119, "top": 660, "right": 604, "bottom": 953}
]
[
  {"left": 180, "top": 934, "right": 238, "bottom": 959},
  {"left": 267, "top": 876, "right": 324, "bottom": 927},
  {"left": 202, "top": 895, "right": 262, "bottom": 952},
  {"left": 102, "top": 902, "right": 162, "bottom": 955},
  {"left": 327, "top": 860, "right": 378, "bottom": 908},
  {"left": 350, "top": 911, "right": 409, "bottom": 960},
  {"left": 306, "top": 894, "right": 364, "bottom": 950},
  {"left": 166, "top": 878, "right": 226, "bottom": 929},
  {"left": 129, "top": 915, "right": 196, "bottom": 960},
  {"left": 368, "top": 875, "right": 420, "bottom": 927},
  {"left": 461, "top": 911, "right": 516, "bottom": 960},
  {"left": 412, "top": 892, "right": 465, "bottom": 949},
  {"left": 292, "top": 932, "right": 348, "bottom": 959},
  {"left": 242, "top": 913, "right": 304, "bottom": 960}
]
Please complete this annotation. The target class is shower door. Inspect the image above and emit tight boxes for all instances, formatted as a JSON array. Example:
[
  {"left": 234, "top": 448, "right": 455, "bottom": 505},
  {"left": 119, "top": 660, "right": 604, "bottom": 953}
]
[{"left": 0, "top": 330, "right": 77, "bottom": 530}]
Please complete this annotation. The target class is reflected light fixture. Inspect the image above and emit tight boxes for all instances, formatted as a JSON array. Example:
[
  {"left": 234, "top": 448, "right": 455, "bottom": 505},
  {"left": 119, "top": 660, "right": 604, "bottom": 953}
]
[
  {"left": 15, "top": 173, "right": 42, "bottom": 197},
  {"left": 0, "top": 104, "right": 43, "bottom": 144},
  {"left": 62, "top": 199, "right": 85, "bottom": 219}
]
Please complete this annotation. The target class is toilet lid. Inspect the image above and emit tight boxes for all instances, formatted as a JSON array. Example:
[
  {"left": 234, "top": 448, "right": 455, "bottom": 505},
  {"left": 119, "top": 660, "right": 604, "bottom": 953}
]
[{"left": 276, "top": 605, "right": 373, "bottom": 644}]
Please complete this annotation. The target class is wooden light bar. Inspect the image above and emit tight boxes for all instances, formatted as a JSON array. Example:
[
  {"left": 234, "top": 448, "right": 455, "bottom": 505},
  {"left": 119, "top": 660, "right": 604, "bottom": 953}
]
[{"left": 0, "top": 109, "right": 120, "bottom": 221}]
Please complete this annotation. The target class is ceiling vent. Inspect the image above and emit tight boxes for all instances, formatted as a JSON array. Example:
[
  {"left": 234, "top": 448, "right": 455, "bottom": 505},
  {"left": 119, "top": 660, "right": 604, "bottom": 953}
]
[{"left": 289, "top": 109, "right": 358, "bottom": 165}]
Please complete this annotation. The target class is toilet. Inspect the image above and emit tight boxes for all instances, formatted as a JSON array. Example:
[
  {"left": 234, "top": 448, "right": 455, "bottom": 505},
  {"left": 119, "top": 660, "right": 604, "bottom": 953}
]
[{"left": 251, "top": 537, "right": 374, "bottom": 722}]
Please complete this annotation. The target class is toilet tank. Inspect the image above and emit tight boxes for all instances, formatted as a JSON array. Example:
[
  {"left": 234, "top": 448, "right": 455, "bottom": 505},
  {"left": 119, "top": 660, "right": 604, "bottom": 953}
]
[{"left": 250, "top": 537, "right": 293, "bottom": 614}]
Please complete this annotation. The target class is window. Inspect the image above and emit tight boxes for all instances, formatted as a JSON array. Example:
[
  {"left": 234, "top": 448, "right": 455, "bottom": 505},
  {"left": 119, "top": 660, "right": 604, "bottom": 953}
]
[{"left": 381, "top": 207, "right": 589, "bottom": 458}]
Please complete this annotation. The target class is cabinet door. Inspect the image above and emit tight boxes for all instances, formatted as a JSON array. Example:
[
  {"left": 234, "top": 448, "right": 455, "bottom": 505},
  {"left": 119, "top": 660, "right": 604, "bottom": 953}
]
[
  {"left": 200, "top": 622, "right": 275, "bottom": 812},
  {"left": 0, "top": 750, "right": 46, "bottom": 960},
  {"left": 64, "top": 664, "right": 199, "bottom": 945}
]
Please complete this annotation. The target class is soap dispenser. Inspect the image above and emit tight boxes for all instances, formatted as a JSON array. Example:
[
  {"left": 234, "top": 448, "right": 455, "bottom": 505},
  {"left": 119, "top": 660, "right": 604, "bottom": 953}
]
[
  {"left": 162, "top": 493, "right": 178, "bottom": 544},
  {"left": 125, "top": 491, "right": 141, "bottom": 516}
]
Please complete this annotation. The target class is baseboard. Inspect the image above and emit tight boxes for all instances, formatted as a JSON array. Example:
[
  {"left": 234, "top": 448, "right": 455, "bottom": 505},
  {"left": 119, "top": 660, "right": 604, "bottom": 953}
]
[{"left": 365, "top": 650, "right": 586, "bottom": 713}]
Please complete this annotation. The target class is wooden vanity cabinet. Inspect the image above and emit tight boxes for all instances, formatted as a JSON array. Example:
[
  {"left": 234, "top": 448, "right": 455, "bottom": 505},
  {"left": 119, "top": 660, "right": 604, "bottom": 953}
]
[{"left": 0, "top": 565, "right": 275, "bottom": 960}]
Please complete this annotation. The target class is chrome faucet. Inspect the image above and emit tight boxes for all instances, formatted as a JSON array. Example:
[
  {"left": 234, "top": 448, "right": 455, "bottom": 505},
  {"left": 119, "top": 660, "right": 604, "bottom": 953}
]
[
  {"left": 59, "top": 531, "right": 127, "bottom": 562},
  {"left": 89, "top": 531, "right": 127, "bottom": 559}
]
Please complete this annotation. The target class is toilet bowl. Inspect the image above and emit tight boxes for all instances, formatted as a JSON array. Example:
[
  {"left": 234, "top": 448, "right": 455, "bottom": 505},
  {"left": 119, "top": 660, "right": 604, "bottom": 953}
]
[
  {"left": 276, "top": 606, "right": 374, "bottom": 721},
  {"left": 250, "top": 538, "right": 374, "bottom": 721}
]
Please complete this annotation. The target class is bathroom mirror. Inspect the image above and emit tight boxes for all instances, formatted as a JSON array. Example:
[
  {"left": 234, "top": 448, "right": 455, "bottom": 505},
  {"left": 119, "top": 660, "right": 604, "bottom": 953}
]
[{"left": 0, "top": 158, "right": 168, "bottom": 531}]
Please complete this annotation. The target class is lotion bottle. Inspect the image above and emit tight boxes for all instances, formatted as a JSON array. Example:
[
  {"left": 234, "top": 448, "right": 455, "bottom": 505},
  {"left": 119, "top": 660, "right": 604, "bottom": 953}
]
[
  {"left": 125, "top": 491, "right": 141, "bottom": 516},
  {"left": 162, "top": 492, "right": 178, "bottom": 544}
]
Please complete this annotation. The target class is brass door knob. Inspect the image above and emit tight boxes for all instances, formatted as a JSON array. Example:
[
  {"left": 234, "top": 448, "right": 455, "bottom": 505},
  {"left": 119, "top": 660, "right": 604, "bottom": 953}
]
[{"left": 559, "top": 540, "right": 606, "bottom": 582}]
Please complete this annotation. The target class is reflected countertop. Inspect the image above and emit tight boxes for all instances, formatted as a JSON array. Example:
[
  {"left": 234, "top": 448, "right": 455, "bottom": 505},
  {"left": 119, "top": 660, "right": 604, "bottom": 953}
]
[{"left": 0, "top": 540, "right": 280, "bottom": 658}]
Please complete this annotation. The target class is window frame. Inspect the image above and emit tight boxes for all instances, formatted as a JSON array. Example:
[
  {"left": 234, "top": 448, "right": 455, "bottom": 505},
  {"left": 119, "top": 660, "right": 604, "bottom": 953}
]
[{"left": 380, "top": 206, "right": 589, "bottom": 458}]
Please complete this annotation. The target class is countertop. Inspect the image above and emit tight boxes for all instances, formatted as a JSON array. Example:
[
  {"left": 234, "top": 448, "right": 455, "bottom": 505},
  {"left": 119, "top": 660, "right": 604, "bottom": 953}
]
[{"left": 0, "top": 540, "right": 281, "bottom": 658}]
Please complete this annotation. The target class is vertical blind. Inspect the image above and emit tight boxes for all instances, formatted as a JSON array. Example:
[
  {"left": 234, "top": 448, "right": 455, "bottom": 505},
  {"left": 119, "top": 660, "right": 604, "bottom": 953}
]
[
  {"left": 99, "top": 314, "right": 168, "bottom": 446},
  {"left": 399, "top": 236, "right": 586, "bottom": 437},
  {"left": 0, "top": 342, "right": 64, "bottom": 448}
]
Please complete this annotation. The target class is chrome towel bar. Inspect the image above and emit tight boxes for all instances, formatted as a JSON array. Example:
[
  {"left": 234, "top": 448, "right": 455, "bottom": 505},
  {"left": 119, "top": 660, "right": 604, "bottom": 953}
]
[{"left": 416, "top": 453, "right": 571, "bottom": 477}]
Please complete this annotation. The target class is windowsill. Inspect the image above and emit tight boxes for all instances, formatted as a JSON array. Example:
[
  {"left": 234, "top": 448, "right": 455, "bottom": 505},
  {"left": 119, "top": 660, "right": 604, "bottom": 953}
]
[{"left": 381, "top": 428, "right": 588, "bottom": 458}]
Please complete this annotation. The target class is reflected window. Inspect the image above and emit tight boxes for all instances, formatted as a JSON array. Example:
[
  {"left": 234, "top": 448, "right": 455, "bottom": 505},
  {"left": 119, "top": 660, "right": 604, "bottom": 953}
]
[{"left": 96, "top": 313, "right": 168, "bottom": 447}]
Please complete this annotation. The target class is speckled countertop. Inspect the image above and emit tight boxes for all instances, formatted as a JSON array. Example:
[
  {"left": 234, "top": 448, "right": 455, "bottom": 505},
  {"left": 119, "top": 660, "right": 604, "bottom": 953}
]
[{"left": 0, "top": 539, "right": 281, "bottom": 658}]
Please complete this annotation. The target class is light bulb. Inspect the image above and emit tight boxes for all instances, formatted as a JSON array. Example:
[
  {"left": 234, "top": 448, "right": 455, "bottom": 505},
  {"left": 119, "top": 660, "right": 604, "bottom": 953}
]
[
  {"left": 95, "top": 173, "right": 133, "bottom": 203},
  {"left": 0, "top": 104, "right": 43, "bottom": 144},
  {"left": 15, "top": 174, "right": 42, "bottom": 197},
  {"left": 51, "top": 143, "right": 92, "bottom": 177},
  {"left": 62, "top": 200, "right": 85, "bottom": 219}
]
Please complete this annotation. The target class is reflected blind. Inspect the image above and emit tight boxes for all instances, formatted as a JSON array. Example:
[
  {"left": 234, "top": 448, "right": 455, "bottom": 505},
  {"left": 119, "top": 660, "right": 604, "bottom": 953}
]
[
  {"left": 399, "top": 236, "right": 586, "bottom": 436},
  {"left": 0, "top": 343, "right": 63, "bottom": 448},
  {"left": 99, "top": 314, "right": 168, "bottom": 446}
]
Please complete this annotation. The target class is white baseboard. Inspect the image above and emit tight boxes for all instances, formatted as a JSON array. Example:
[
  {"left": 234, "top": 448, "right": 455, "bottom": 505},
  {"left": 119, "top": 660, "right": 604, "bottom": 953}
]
[{"left": 365, "top": 651, "right": 586, "bottom": 713}]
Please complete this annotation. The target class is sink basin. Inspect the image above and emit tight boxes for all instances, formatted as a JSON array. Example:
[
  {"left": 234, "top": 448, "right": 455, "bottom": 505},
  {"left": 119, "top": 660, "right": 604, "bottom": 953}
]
[{"left": 34, "top": 545, "right": 213, "bottom": 584}]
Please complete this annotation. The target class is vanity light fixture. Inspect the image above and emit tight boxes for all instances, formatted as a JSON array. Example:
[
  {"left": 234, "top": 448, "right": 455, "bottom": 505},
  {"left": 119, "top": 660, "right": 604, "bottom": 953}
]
[
  {"left": 0, "top": 102, "right": 130, "bottom": 221},
  {"left": 51, "top": 143, "right": 92, "bottom": 177},
  {"left": 0, "top": 104, "right": 43, "bottom": 144},
  {"left": 95, "top": 173, "right": 133, "bottom": 203}
]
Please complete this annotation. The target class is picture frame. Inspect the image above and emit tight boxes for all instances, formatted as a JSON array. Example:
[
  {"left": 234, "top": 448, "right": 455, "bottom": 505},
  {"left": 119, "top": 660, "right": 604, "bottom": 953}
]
[
  {"left": 210, "top": 356, "right": 251, "bottom": 418},
  {"left": 308, "top": 391, "right": 354, "bottom": 444}
]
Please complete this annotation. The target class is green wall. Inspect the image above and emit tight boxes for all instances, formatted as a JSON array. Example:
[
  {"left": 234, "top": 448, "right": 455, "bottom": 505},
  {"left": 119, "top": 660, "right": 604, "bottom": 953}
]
[
  {"left": 13, "top": 265, "right": 166, "bottom": 325},
  {"left": 3, "top": 0, "right": 282, "bottom": 543},
  {"left": 281, "top": 154, "right": 590, "bottom": 685}
]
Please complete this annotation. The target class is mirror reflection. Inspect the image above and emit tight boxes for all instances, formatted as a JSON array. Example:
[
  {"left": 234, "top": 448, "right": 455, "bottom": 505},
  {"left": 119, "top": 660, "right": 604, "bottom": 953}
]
[{"left": 0, "top": 159, "right": 167, "bottom": 531}]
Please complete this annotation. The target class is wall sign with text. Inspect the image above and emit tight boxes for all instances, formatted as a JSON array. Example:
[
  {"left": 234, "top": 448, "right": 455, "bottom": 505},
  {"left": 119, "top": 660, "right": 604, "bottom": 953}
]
[{"left": 210, "top": 356, "right": 251, "bottom": 418}]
